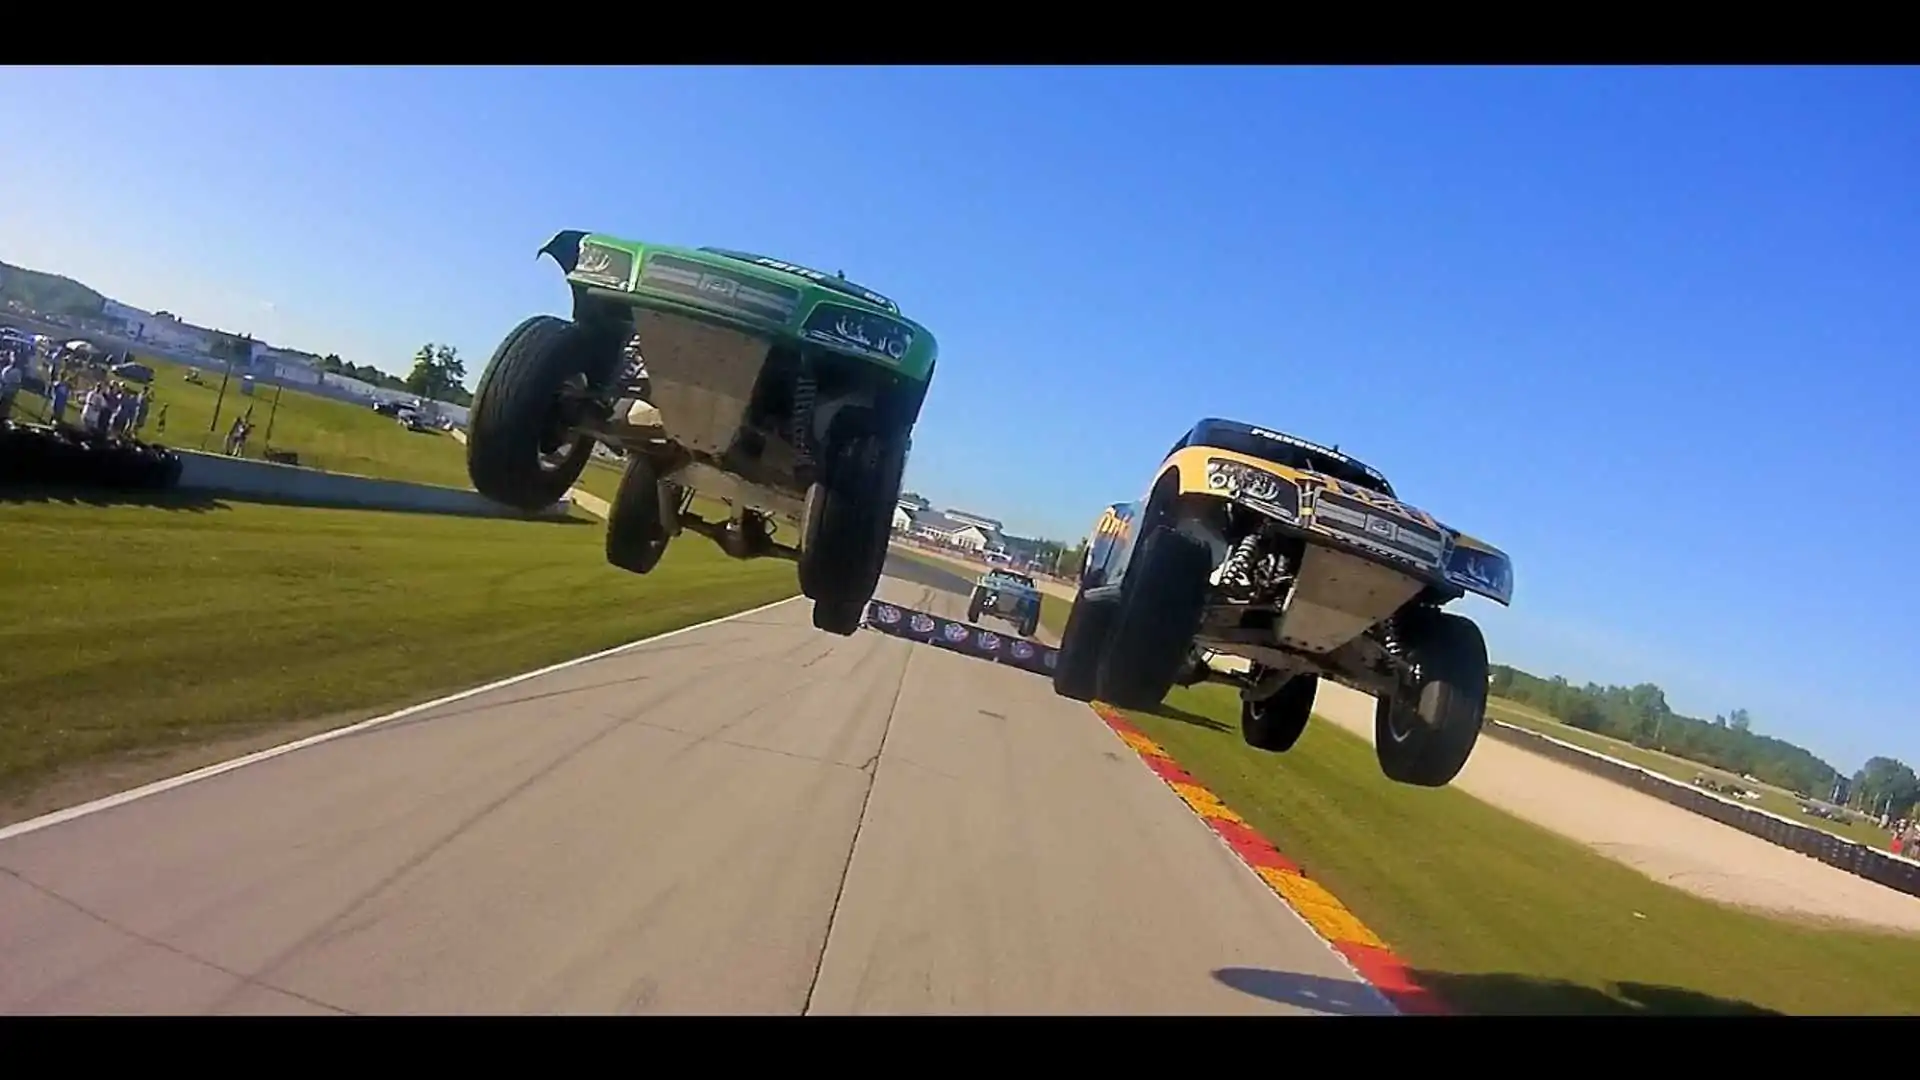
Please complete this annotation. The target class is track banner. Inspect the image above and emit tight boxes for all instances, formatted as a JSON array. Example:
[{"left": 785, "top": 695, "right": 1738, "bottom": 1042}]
[{"left": 861, "top": 600, "right": 1060, "bottom": 678}]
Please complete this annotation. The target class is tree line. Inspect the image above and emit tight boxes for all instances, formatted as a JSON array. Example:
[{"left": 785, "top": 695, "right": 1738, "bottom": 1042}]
[
  {"left": 316, "top": 344, "right": 472, "bottom": 407},
  {"left": 1488, "top": 664, "right": 1918, "bottom": 818}
]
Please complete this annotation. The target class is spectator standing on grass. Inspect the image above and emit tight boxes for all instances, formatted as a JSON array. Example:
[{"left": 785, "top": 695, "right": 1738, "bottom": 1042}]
[
  {"left": 119, "top": 385, "right": 142, "bottom": 437},
  {"left": 109, "top": 384, "right": 131, "bottom": 436},
  {"left": 48, "top": 377, "right": 70, "bottom": 426},
  {"left": 81, "top": 381, "right": 108, "bottom": 436},
  {"left": 134, "top": 387, "right": 153, "bottom": 433},
  {"left": 154, "top": 401, "right": 168, "bottom": 435},
  {"left": 0, "top": 355, "right": 22, "bottom": 422}
]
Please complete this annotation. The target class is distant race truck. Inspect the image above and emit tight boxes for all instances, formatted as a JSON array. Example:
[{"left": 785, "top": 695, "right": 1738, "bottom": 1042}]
[
  {"left": 463, "top": 231, "right": 939, "bottom": 636},
  {"left": 1054, "top": 417, "right": 1515, "bottom": 789},
  {"left": 967, "top": 569, "right": 1043, "bottom": 637}
]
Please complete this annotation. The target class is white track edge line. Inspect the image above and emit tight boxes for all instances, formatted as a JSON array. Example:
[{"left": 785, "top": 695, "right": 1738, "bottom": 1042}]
[
  {"left": 1090, "top": 707, "right": 1403, "bottom": 1016},
  {"left": 0, "top": 593, "right": 806, "bottom": 844}
]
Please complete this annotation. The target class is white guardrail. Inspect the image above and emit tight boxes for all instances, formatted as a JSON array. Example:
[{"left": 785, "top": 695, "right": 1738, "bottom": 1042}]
[{"left": 171, "top": 449, "right": 572, "bottom": 520}]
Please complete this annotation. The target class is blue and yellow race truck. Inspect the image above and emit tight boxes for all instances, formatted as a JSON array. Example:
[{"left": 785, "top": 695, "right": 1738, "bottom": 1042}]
[{"left": 1055, "top": 418, "right": 1514, "bottom": 789}]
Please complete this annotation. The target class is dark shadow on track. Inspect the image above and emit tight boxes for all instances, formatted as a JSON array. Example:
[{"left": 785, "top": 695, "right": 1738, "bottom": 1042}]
[
  {"left": 0, "top": 485, "right": 230, "bottom": 513},
  {"left": 1152, "top": 702, "right": 1231, "bottom": 733},
  {"left": 1210, "top": 967, "right": 1398, "bottom": 1015},
  {"left": 1405, "top": 970, "right": 1782, "bottom": 1015}
]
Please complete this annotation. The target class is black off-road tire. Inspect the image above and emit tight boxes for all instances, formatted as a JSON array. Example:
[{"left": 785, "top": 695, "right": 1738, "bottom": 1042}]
[
  {"left": 606, "top": 453, "right": 671, "bottom": 575},
  {"left": 811, "top": 597, "right": 865, "bottom": 636},
  {"left": 1374, "top": 609, "right": 1490, "bottom": 788},
  {"left": 967, "top": 590, "right": 985, "bottom": 623},
  {"left": 798, "top": 429, "right": 906, "bottom": 605},
  {"left": 1019, "top": 609, "right": 1039, "bottom": 638},
  {"left": 1052, "top": 590, "right": 1120, "bottom": 702},
  {"left": 466, "top": 315, "right": 612, "bottom": 512},
  {"left": 1095, "top": 525, "right": 1213, "bottom": 711},
  {"left": 1242, "top": 673, "right": 1318, "bottom": 753}
]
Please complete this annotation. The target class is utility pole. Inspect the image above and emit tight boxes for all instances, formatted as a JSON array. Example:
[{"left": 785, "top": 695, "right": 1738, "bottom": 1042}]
[
  {"left": 263, "top": 378, "right": 286, "bottom": 450},
  {"left": 204, "top": 353, "right": 233, "bottom": 452},
  {"left": 204, "top": 333, "right": 249, "bottom": 452}
]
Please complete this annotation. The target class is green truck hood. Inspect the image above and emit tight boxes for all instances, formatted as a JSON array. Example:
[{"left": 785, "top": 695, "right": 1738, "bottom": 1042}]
[{"left": 553, "top": 230, "right": 937, "bottom": 382}]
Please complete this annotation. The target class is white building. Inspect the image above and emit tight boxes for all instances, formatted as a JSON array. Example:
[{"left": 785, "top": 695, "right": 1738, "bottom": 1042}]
[
  {"left": 892, "top": 505, "right": 916, "bottom": 531},
  {"left": 909, "top": 510, "right": 993, "bottom": 551},
  {"left": 138, "top": 311, "right": 225, "bottom": 355},
  {"left": 101, "top": 299, "right": 153, "bottom": 341},
  {"left": 944, "top": 509, "right": 1004, "bottom": 535},
  {"left": 254, "top": 345, "right": 327, "bottom": 387}
]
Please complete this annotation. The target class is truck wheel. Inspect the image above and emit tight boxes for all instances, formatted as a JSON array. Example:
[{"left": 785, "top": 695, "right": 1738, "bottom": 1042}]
[
  {"left": 967, "top": 590, "right": 985, "bottom": 623},
  {"left": 606, "top": 453, "right": 670, "bottom": 575},
  {"left": 799, "top": 430, "right": 905, "bottom": 605},
  {"left": 1053, "top": 590, "right": 1120, "bottom": 702},
  {"left": 467, "top": 315, "right": 609, "bottom": 512},
  {"left": 1242, "top": 673, "right": 1317, "bottom": 753},
  {"left": 1095, "top": 526, "right": 1213, "bottom": 711},
  {"left": 1374, "top": 609, "right": 1489, "bottom": 787},
  {"left": 1019, "top": 610, "right": 1039, "bottom": 638},
  {"left": 812, "top": 597, "right": 865, "bottom": 636}
]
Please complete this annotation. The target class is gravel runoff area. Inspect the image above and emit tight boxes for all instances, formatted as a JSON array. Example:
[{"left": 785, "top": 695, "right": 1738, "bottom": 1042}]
[{"left": 1310, "top": 681, "right": 1920, "bottom": 935}]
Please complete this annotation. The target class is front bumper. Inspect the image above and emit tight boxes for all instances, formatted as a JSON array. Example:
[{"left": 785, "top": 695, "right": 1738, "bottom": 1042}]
[{"left": 1199, "top": 459, "right": 1506, "bottom": 603}]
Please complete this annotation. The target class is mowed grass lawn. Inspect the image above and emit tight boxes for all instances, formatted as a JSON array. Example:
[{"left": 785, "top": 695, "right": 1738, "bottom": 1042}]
[
  {"left": 23, "top": 352, "right": 474, "bottom": 489},
  {"left": 1027, "top": 598, "right": 1920, "bottom": 1013},
  {"left": 0, "top": 497, "right": 799, "bottom": 807}
]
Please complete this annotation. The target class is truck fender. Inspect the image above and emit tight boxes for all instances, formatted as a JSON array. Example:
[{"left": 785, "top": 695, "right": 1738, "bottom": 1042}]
[{"left": 538, "top": 230, "right": 589, "bottom": 274}]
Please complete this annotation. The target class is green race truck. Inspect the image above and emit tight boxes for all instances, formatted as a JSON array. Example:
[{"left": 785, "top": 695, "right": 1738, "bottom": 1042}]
[{"left": 465, "top": 231, "right": 939, "bottom": 635}]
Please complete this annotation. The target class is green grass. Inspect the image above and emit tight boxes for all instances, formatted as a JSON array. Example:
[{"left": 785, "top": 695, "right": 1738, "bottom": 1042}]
[
  {"left": 573, "top": 456, "right": 628, "bottom": 505},
  {"left": 1022, "top": 594, "right": 1920, "bottom": 1012},
  {"left": 22, "top": 353, "right": 473, "bottom": 488},
  {"left": 1117, "top": 683, "right": 1920, "bottom": 1014},
  {"left": 1040, "top": 593, "right": 1071, "bottom": 636},
  {"left": 0, "top": 497, "right": 799, "bottom": 803},
  {"left": 1485, "top": 699, "right": 1890, "bottom": 848}
]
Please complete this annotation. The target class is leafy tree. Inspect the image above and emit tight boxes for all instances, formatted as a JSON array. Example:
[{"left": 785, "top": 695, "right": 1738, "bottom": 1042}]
[
  {"left": 404, "top": 343, "right": 472, "bottom": 406},
  {"left": 1486, "top": 663, "right": 1857, "bottom": 798},
  {"left": 1851, "top": 757, "right": 1920, "bottom": 818}
]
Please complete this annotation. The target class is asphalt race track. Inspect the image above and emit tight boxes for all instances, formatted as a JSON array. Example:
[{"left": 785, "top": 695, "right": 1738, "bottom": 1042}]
[{"left": 0, "top": 554, "right": 1392, "bottom": 1016}]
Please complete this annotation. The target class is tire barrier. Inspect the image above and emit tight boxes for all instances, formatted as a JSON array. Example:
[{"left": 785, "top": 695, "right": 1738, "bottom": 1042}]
[
  {"left": 861, "top": 600, "right": 1061, "bottom": 678},
  {"left": 0, "top": 420, "right": 570, "bottom": 520},
  {"left": 0, "top": 421, "right": 184, "bottom": 491},
  {"left": 1481, "top": 720, "right": 1920, "bottom": 899}
]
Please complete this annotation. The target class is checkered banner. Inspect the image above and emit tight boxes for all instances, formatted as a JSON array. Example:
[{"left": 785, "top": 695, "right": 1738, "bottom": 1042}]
[{"left": 861, "top": 600, "right": 1060, "bottom": 678}]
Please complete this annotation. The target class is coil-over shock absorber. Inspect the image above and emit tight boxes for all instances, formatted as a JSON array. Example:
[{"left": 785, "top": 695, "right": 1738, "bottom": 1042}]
[
  {"left": 790, "top": 364, "right": 818, "bottom": 478},
  {"left": 1377, "top": 613, "right": 1423, "bottom": 684},
  {"left": 1218, "top": 532, "right": 1262, "bottom": 598}
]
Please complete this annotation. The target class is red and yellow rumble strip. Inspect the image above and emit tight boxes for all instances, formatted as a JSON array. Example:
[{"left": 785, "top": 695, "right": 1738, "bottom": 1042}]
[{"left": 1088, "top": 701, "right": 1449, "bottom": 1016}]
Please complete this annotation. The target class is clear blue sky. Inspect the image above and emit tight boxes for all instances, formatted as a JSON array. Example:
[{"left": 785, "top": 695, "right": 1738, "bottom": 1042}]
[{"left": 2, "top": 66, "right": 1915, "bottom": 772}]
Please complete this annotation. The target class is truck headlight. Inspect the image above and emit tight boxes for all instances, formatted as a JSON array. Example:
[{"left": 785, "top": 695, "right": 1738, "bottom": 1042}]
[
  {"left": 1205, "top": 458, "right": 1298, "bottom": 518},
  {"left": 1445, "top": 546, "right": 1514, "bottom": 605},
  {"left": 574, "top": 241, "right": 634, "bottom": 286}
]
